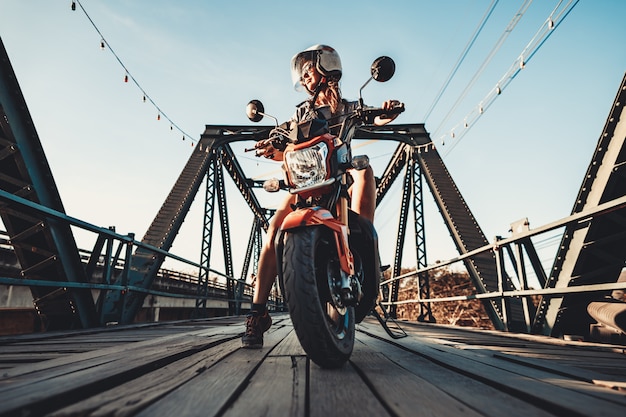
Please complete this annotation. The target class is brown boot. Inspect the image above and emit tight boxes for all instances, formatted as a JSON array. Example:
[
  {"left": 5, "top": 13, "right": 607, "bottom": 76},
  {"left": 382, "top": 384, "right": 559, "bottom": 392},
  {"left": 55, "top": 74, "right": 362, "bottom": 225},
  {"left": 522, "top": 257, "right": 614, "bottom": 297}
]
[{"left": 241, "top": 311, "right": 272, "bottom": 349}]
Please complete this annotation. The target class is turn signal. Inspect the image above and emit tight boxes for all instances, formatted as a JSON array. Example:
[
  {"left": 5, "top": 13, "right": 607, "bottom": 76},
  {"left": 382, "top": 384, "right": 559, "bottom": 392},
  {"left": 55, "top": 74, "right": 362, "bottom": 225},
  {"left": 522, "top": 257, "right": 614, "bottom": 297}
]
[
  {"left": 263, "top": 178, "right": 281, "bottom": 192},
  {"left": 351, "top": 155, "right": 370, "bottom": 170}
]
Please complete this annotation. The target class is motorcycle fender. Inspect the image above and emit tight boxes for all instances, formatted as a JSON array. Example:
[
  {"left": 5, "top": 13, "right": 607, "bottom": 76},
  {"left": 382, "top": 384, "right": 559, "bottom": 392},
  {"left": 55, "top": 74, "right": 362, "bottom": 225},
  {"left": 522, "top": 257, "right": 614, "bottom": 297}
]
[{"left": 280, "top": 207, "right": 355, "bottom": 275}]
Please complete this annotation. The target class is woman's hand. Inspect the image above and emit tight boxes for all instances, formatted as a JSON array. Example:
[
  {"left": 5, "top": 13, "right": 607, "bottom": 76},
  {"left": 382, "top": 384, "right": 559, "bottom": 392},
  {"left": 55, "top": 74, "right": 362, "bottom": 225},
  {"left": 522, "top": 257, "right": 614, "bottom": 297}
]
[
  {"left": 374, "top": 100, "right": 404, "bottom": 126},
  {"left": 254, "top": 138, "right": 284, "bottom": 161}
]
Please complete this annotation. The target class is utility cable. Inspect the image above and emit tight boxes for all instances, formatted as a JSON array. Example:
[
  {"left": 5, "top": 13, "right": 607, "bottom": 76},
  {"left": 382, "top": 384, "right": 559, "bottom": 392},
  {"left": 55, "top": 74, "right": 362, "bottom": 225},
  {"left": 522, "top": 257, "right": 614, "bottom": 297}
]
[
  {"left": 432, "top": 0, "right": 533, "bottom": 141},
  {"left": 422, "top": 0, "right": 500, "bottom": 123},
  {"left": 440, "top": 0, "right": 579, "bottom": 157}
]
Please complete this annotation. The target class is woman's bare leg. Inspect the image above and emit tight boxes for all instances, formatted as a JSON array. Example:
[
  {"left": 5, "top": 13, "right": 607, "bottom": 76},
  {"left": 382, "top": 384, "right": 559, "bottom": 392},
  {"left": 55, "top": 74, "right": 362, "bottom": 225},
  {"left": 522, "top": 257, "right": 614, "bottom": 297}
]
[
  {"left": 349, "top": 166, "right": 376, "bottom": 222},
  {"left": 253, "top": 194, "right": 296, "bottom": 304}
]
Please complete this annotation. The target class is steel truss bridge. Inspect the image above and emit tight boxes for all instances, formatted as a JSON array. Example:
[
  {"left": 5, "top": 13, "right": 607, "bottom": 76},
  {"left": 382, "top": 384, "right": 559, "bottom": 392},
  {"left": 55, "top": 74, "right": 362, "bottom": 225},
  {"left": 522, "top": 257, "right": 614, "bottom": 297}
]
[{"left": 1, "top": 37, "right": 625, "bottom": 341}]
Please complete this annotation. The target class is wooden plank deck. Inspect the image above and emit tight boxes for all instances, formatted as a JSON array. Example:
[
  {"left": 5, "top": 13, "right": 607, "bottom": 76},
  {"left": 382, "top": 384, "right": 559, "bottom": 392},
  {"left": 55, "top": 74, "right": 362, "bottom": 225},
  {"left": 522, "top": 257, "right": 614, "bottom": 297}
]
[{"left": 0, "top": 314, "right": 625, "bottom": 417}]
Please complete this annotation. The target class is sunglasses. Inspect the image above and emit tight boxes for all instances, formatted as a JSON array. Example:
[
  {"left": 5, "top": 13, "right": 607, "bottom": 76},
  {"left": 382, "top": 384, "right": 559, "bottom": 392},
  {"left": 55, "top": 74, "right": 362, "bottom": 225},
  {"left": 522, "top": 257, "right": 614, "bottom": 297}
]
[{"left": 300, "top": 62, "right": 316, "bottom": 81}]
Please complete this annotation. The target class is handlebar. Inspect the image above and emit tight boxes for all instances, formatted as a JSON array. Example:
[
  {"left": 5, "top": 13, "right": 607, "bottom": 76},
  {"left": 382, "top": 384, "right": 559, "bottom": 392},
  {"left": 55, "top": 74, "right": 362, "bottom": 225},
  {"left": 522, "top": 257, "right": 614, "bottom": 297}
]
[
  {"left": 246, "top": 103, "right": 406, "bottom": 155},
  {"left": 360, "top": 103, "right": 405, "bottom": 124}
]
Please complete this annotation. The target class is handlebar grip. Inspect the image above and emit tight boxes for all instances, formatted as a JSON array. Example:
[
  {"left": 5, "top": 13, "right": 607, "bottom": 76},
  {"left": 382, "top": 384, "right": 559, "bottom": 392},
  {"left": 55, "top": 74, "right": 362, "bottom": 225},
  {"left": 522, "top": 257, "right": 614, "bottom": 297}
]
[
  {"left": 391, "top": 103, "right": 405, "bottom": 113},
  {"left": 377, "top": 103, "right": 405, "bottom": 120}
]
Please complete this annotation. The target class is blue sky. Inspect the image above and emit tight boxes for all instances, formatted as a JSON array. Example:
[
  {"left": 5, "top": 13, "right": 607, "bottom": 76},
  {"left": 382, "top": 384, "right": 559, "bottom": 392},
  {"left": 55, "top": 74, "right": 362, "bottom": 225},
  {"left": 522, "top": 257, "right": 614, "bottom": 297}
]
[{"left": 1, "top": 1, "right": 625, "bottom": 279}]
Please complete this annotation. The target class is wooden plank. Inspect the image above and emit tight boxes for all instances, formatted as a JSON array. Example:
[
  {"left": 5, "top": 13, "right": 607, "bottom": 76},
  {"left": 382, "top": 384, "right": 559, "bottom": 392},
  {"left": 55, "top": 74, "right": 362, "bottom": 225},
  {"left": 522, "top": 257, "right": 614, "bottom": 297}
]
[
  {"left": 134, "top": 325, "right": 293, "bottom": 417},
  {"left": 0, "top": 321, "right": 189, "bottom": 345},
  {"left": 401, "top": 321, "right": 626, "bottom": 354},
  {"left": 308, "top": 360, "right": 391, "bottom": 417},
  {"left": 0, "top": 323, "right": 240, "bottom": 380},
  {"left": 0, "top": 345, "right": 118, "bottom": 355},
  {"left": 269, "top": 329, "right": 306, "bottom": 357},
  {"left": 488, "top": 350, "right": 626, "bottom": 387},
  {"left": 358, "top": 321, "right": 626, "bottom": 416},
  {"left": 48, "top": 338, "right": 243, "bottom": 417},
  {"left": 222, "top": 356, "right": 307, "bottom": 417},
  {"left": 405, "top": 339, "right": 626, "bottom": 406},
  {"left": 356, "top": 334, "right": 556, "bottom": 417},
  {"left": 0, "top": 331, "right": 241, "bottom": 417},
  {"left": 350, "top": 341, "right": 485, "bottom": 417}
]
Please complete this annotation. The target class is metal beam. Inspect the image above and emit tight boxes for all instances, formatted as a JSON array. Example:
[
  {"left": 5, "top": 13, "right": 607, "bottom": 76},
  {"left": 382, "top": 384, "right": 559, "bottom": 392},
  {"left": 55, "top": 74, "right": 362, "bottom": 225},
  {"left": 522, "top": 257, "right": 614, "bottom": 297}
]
[
  {"left": 411, "top": 154, "right": 434, "bottom": 323},
  {"left": 389, "top": 150, "right": 412, "bottom": 317},
  {"left": 534, "top": 72, "right": 626, "bottom": 337},
  {"left": 215, "top": 151, "right": 236, "bottom": 314},
  {"left": 195, "top": 149, "right": 218, "bottom": 316},
  {"left": 0, "top": 37, "right": 97, "bottom": 329}
]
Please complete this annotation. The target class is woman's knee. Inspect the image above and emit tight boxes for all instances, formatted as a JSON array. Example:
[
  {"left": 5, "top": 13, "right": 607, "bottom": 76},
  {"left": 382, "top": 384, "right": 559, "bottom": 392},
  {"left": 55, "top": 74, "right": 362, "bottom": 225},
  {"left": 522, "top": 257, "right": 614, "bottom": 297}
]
[{"left": 351, "top": 165, "right": 374, "bottom": 183}]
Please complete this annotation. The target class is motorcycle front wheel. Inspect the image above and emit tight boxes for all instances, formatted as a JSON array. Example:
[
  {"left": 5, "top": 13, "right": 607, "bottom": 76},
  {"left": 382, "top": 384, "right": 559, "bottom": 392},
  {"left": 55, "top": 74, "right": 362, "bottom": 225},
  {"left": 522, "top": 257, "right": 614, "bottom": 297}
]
[{"left": 282, "top": 226, "right": 355, "bottom": 369}]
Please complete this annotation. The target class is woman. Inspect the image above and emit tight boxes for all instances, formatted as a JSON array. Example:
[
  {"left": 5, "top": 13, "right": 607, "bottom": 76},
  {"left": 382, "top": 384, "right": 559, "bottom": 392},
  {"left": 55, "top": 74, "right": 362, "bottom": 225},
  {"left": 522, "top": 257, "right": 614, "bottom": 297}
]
[{"left": 242, "top": 45, "right": 402, "bottom": 348}]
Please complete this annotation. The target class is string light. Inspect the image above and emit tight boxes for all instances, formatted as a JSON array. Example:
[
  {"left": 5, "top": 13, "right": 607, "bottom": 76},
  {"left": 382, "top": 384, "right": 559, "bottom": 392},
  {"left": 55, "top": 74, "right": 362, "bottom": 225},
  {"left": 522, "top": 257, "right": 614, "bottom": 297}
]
[{"left": 70, "top": 0, "right": 197, "bottom": 146}]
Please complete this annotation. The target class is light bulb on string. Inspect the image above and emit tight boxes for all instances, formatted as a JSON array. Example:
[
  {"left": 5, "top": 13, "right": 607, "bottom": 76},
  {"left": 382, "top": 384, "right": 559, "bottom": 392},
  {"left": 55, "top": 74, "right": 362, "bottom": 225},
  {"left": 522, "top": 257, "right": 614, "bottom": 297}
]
[{"left": 72, "top": 0, "right": 196, "bottom": 150}]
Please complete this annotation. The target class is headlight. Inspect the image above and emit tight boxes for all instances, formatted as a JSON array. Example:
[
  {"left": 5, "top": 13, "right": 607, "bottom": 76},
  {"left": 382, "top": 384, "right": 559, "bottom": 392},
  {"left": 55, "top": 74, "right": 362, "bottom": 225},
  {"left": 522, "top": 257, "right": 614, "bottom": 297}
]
[{"left": 285, "top": 142, "right": 328, "bottom": 189}]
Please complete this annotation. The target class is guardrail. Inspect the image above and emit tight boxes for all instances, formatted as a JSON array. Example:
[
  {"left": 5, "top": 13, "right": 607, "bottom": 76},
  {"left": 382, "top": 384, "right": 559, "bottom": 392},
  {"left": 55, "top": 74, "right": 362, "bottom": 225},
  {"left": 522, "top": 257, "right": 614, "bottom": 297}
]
[
  {"left": 380, "top": 195, "right": 626, "bottom": 332},
  {"left": 0, "top": 189, "right": 283, "bottom": 314}
]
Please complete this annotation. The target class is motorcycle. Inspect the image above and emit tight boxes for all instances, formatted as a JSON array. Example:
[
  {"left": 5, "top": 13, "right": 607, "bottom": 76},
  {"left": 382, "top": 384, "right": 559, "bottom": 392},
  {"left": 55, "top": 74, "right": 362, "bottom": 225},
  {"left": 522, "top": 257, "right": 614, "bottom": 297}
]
[{"left": 246, "top": 56, "right": 404, "bottom": 368}]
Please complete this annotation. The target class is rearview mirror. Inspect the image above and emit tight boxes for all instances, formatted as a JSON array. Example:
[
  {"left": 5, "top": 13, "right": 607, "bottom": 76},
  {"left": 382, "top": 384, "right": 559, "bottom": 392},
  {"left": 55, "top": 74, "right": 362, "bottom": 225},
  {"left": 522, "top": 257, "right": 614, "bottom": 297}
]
[
  {"left": 246, "top": 99, "right": 264, "bottom": 122},
  {"left": 371, "top": 56, "right": 395, "bottom": 82}
]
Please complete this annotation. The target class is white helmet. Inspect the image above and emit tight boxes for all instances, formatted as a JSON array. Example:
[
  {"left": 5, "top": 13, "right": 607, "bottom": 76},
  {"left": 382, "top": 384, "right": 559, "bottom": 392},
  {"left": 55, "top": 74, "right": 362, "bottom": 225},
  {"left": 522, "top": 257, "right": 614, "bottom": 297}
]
[{"left": 290, "top": 44, "right": 342, "bottom": 92}]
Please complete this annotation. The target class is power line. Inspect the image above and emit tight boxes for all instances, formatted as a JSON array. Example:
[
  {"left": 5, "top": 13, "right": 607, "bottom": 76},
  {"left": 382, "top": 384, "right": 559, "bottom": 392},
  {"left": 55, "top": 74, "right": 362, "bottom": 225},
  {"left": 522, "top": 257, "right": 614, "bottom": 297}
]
[
  {"left": 432, "top": 0, "right": 533, "bottom": 140},
  {"left": 422, "top": 0, "right": 500, "bottom": 123},
  {"left": 440, "top": 0, "right": 580, "bottom": 157},
  {"left": 71, "top": 0, "right": 196, "bottom": 145}
]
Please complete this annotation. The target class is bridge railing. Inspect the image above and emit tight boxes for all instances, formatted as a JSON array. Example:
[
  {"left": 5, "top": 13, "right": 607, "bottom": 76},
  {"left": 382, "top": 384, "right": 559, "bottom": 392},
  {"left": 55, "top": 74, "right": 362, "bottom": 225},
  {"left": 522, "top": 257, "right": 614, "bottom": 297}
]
[
  {"left": 380, "top": 194, "right": 626, "bottom": 332},
  {"left": 0, "top": 189, "right": 283, "bottom": 317}
]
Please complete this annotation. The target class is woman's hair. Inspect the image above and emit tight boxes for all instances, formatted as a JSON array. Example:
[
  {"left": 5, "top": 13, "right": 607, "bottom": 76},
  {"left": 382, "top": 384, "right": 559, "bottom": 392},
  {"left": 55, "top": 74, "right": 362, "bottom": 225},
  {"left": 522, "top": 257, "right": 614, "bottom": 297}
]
[{"left": 316, "top": 77, "right": 342, "bottom": 115}]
